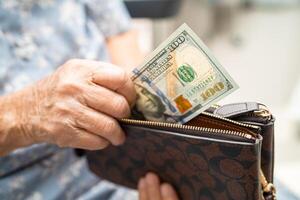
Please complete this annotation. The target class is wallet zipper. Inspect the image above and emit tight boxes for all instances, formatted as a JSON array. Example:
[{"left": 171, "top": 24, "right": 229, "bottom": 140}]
[
  {"left": 201, "top": 111, "right": 260, "bottom": 130},
  {"left": 121, "top": 104, "right": 270, "bottom": 141},
  {"left": 120, "top": 118, "right": 256, "bottom": 140},
  {"left": 120, "top": 110, "right": 260, "bottom": 141}
]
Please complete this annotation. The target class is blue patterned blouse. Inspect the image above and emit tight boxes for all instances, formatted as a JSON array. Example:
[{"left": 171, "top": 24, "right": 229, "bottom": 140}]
[{"left": 0, "top": 0, "right": 137, "bottom": 199}]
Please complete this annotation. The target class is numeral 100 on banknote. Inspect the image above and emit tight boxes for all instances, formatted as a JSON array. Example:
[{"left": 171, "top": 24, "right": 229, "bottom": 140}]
[{"left": 200, "top": 82, "right": 225, "bottom": 101}]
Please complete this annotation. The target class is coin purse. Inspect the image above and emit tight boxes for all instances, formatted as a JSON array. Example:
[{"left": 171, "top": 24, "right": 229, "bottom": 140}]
[{"left": 85, "top": 102, "right": 276, "bottom": 200}]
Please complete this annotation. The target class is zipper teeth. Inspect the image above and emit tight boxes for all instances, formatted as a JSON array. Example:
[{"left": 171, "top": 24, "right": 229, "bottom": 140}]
[
  {"left": 120, "top": 118, "right": 256, "bottom": 140},
  {"left": 202, "top": 111, "right": 260, "bottom": 130}
]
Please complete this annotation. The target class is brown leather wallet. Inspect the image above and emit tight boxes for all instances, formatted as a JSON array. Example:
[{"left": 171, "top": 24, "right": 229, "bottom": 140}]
[{"left": 85, "top": 102, "right": 276, "bottom": 200}]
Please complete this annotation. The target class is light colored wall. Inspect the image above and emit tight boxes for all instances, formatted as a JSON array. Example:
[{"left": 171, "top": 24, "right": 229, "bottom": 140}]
[{"left": 153, "top": 1, "right": 300, "bottom": 110}]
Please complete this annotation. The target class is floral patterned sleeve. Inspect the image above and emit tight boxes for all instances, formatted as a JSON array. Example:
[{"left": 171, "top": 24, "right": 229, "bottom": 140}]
[{"left": 84, "top": 0, "right": 132, "bottom": 37}]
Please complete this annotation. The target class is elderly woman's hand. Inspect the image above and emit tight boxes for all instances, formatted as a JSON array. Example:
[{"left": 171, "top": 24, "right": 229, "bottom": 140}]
[
  {"left": 0, "top": 59, "right": 136, "bottom": 155},
  {"left": 138, "top": 173, "right": 179, "bottom": 200}
]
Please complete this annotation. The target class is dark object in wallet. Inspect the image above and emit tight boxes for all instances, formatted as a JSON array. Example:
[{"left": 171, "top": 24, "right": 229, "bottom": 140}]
[
  {"left": 124, "top": 0, "right": 182, "bottom": 18},
  {"left": 85, "top": 102, "right": 276, "bottom": 200}
]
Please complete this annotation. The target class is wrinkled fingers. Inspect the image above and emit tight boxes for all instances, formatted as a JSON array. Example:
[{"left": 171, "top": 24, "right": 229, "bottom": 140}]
[
  {"left": 73, "top": 104, "right": 125, "bottom": 146},
  {"left": 91, "top": 64, "right": 136, "bottom": 107},
  {"left": 81, "top": 84, "right": 131, "bottom": 119}
]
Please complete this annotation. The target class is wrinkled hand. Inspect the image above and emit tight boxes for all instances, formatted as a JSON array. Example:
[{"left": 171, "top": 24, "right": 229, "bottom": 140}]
[
  {"left": 15, "top": 59, "right": 136, "bottom": 150},
  {"left": 138, "top": 173, "right": 179, "bottom": 200}
]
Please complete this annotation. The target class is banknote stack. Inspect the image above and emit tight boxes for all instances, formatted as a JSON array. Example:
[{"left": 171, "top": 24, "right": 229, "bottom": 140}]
[{"left": 131, "top": 24, "right": 238, "bottom": 124}]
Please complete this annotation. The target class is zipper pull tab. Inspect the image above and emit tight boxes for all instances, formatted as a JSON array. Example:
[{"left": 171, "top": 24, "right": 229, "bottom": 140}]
[{"left": 213, "top": 102, "right": 261, "bottom": 118}]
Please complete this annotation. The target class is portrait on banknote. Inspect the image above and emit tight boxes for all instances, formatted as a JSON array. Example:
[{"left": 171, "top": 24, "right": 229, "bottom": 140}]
[{"left": 133, "top": 83, "right": 179, "bottom": 123}]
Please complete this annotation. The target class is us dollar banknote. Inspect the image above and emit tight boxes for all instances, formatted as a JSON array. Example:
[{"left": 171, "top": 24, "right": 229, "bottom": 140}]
[{"left": 131, "top": 23, "right": 238, "bottom": 124}]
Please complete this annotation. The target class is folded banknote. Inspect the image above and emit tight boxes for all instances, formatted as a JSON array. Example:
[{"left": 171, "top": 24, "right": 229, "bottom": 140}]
[{"left": 131, "top": 23, "right": 238, "bottom": 124}]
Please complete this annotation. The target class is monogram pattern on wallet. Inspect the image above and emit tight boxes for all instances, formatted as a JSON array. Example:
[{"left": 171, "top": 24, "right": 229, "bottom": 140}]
[{"left": 87, "top": 125, "right": 262, "bottom": 200}]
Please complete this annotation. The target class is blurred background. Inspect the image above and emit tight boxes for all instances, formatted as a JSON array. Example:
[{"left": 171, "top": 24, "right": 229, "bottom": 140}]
[{"left": 124, "top": 0, "right": 300, "bottom": 198}]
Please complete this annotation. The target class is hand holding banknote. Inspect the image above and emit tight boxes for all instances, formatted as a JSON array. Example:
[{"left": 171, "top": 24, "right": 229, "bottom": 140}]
[{"left": 131, "top": 24, "right": 238, "bottom": 124}]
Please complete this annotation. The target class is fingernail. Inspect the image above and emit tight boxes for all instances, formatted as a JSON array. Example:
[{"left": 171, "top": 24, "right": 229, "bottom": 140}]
[
  {"left": 145, "top": 172, "right": 159, "bottom": 185},
  {"left": 138, "top": 178, "right": 146, "bottom": 189},
  {"left": 161, "top": 183, "right": 175, "bottom": 197},
  {"left": 119, "top": 130, "right": 126, "bottom": 145},
  {"left": 114, "top": 130, "right": 126, "bottom": 146}
]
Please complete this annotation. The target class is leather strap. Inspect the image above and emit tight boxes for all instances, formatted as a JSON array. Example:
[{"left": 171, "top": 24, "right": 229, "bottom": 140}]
[
  {"left": 261, "top": 169, "right": 276, "bottom": 200},
  {"left": 214, "top": 102, "right": 260, "bottom": 118}
]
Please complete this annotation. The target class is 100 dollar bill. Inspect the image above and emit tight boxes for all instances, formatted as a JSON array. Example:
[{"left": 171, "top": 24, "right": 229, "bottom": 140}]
[{"left": 132, "top": 23, "right": 238, "bottom": 124}]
